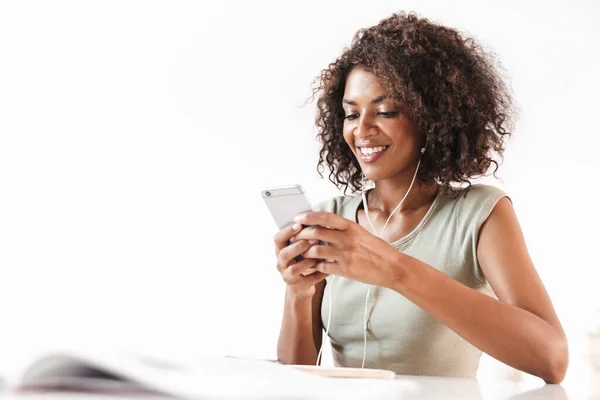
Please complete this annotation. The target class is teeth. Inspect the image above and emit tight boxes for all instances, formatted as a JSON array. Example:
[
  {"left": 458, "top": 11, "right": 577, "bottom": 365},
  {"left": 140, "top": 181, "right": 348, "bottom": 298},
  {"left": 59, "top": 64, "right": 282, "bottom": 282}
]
[{"left": 359, "top": 146, "right": 387, "bottom": 155}]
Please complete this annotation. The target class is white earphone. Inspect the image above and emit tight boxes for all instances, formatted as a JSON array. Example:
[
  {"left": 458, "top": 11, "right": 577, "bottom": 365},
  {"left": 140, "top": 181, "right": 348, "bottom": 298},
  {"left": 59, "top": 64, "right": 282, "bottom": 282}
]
[{"left": 316, "top": 142, "right": 427, "bottom": 368}]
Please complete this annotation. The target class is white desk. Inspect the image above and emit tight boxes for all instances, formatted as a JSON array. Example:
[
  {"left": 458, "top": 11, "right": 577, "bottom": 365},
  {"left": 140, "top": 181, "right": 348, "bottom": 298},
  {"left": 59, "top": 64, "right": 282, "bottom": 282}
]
[
  {"left": 0, "top": 353, "right": 596, "bottom": 400},
  {"left": 0, "top": 376, "right": 585, "bottom": 400}
]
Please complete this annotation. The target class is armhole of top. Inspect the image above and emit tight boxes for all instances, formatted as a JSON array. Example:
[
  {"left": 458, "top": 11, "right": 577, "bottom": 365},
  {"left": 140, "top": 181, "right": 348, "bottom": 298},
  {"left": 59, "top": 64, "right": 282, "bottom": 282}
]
[{"left": 471, "top": 192, "right": 512, "bottom": 284}]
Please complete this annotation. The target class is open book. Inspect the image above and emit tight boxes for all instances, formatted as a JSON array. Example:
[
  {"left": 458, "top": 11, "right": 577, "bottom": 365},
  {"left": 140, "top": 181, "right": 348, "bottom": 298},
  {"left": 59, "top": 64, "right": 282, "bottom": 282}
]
[{"left": 12, "top": 350, "right": 408, "bottom": 400}]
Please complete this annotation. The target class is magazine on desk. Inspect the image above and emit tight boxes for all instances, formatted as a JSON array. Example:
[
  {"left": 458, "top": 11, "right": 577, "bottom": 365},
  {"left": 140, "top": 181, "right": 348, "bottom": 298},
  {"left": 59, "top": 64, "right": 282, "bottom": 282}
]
[{"left": 13, "top": 350, "right": 407, "bottom": 400}]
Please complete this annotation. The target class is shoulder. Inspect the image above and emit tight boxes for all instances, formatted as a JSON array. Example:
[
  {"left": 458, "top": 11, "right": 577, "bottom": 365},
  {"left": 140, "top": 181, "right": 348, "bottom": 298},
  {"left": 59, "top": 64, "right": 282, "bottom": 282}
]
[
  {"left": 450, "top": 184, "right": 513, "bottom": 283},
  {"left": 449, "top": 183, "right": 512, "bottom": 246},
  {"left": 459, "top": 183, "right": 509, "bottom": 202},
  {"left": 454, "top": 184, "right": 511, "bottom": 217}
]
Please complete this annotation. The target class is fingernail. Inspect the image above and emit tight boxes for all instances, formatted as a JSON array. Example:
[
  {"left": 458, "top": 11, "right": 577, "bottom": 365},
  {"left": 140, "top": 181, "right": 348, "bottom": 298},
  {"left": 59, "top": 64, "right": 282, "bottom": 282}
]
[
  {"left": 293, "top": 214, "right": 303, "bottom": 222},
  {"left": 291, "top": 223, "right": 300, "bottom": 231},
  {"left": 308, "top": 240, "right": 318, "bottom": 245}
]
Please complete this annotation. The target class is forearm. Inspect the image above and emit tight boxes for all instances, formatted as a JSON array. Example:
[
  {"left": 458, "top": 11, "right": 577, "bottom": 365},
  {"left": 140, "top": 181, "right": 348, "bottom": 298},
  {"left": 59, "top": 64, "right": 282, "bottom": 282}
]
[
  {"left": 277, "top": 290, "right": 318, "bottom": 365},
  {"left": 390, "top": 254, "right": 568, "bottom": 383}
]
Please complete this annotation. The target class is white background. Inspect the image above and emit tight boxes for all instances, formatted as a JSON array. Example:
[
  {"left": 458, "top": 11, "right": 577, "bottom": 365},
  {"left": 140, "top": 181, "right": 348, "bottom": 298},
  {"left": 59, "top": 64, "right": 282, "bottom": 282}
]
[{"left": 1, "top": 0, "right": 599, "bottom": 391}]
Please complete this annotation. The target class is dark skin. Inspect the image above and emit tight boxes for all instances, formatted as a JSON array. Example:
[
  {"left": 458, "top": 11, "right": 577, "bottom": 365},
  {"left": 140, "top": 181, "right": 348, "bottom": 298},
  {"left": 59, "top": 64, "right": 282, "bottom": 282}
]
[{"left": 276, "top": 68, "right": 568, "bottom": 383}]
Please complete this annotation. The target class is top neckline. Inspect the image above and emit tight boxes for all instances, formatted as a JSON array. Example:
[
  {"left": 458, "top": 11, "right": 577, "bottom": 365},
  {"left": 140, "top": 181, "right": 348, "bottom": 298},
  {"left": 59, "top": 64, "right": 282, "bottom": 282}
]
[{"left": 352, "top": 187, "right": 442, "bottom": 247}]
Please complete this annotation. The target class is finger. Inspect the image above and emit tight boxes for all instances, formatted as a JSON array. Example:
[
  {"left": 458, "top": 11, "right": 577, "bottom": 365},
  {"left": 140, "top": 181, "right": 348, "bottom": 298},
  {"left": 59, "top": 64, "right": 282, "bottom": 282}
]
[
  {"left": 277, "top": 240, "right": 313, "bottom": 272},
  {"left": 283, "top": 258, "right": 319, "bottom": 283},
  {"left": 315, "top": 260, "right": 340, "bottom": 276},
  {"left": 289, "top": 272, "right": 329, "bottom": 294},
  {"left": 292, "top": 225, "right": 341, "bottom": 245},
  {"left": 294, "top": 212, "right": 349, "bottom": 231},
  {"left": 302, "top": 244, "right": 337, "bottom": 261},
  {"left": 274, "top": 222, "right": 303, "bottom": 254}
]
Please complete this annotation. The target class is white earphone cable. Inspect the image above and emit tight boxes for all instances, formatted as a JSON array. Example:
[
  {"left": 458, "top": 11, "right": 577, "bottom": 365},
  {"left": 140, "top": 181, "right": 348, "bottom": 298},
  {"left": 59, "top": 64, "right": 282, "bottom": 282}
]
[
  {"left": 361, "top": 284, "right": 372, "bottom": 368},
  {"left": 359, "top": 148, "right": 425, "bottom": 369},
  {"left": 317, "top": 145, "right": 426, "bottom": 369}
]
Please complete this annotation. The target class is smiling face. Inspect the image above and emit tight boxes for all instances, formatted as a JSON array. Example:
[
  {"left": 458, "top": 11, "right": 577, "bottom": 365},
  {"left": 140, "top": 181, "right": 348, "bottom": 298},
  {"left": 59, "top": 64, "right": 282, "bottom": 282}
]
[{"left": 342, "top": 68, "right": 424, "bottom": 183}]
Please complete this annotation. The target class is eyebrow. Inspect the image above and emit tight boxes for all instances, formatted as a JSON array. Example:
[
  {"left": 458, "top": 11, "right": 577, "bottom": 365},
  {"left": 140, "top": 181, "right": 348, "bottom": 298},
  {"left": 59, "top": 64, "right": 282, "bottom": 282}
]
[{"left": 342, "top": 95, "right": 388, "bottom": 105}]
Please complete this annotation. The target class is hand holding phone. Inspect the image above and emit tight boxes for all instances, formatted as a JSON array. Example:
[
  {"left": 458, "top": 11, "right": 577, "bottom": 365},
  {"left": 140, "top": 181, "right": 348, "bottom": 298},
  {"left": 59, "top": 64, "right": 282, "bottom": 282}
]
[{"left": 263, "top": 184, "right": 324, "bottom": 284}]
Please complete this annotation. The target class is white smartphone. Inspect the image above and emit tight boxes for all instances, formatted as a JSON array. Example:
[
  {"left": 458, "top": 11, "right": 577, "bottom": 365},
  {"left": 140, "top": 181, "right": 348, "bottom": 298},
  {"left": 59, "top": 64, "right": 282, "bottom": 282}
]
[
  {"left": 261, "top": 184, "right": 313, "bottom": 229},
  {"left": 262, "top": 184, "right": 318, "bottom": 273}
]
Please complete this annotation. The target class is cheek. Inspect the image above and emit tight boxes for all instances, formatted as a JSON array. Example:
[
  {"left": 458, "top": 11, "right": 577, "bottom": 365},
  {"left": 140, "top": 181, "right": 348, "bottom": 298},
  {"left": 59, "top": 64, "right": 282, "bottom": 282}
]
[{"left": 388, "top": 120, "right": 419, "bottom": 144}]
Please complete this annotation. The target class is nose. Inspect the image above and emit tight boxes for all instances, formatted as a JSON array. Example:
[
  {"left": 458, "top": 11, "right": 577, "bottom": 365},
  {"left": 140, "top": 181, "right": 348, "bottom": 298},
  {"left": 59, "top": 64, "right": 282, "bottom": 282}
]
[{"left": 354, "top": 114, "right": 376, "bottom": 139}]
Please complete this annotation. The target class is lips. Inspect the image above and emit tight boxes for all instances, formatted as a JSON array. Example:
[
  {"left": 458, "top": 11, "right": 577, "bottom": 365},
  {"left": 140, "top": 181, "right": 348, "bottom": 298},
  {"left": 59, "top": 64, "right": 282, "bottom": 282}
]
[{"left": 357, "top": 145, "right": 389, "bottom": 163}]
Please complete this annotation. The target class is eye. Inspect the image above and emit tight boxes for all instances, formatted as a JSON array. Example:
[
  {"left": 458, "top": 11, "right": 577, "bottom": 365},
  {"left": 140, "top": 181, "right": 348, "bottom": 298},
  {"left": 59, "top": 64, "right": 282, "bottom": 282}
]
[
  {"left": 344, "top": 114, "right": 359, "bottom": 120},
  {"left": 378, "top": 111, "right": 399, "bottom": 118}
]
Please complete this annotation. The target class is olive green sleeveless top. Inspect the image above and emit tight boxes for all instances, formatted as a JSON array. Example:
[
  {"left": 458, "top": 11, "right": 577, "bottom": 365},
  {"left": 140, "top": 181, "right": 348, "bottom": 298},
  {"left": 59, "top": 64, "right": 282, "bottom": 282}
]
[{"left": 315, "top": 184, "right": 509, "bottom": 378}]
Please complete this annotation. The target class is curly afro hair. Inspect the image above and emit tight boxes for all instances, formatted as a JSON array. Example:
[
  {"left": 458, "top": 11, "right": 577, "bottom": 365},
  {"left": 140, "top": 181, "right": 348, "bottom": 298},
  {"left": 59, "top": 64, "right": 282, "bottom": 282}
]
[{"left": 313, "top": 11, "right": 515, "bottom": 195}]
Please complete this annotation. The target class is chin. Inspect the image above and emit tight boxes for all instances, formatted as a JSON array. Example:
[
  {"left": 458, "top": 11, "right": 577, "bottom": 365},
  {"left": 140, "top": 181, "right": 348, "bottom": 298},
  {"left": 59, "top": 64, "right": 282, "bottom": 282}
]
[
  {"left": 362, "top": 164, "right": 407, "bottom": 183},
  {"left": 362, "top": 169, "right": 389, "bottom": 183}
]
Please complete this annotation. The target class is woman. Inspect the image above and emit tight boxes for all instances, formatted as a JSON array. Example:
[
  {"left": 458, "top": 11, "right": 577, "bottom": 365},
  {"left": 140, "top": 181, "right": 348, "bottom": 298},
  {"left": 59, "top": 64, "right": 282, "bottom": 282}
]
[{"left": 274, "top": 12, "right": 568, "bottom": 383}]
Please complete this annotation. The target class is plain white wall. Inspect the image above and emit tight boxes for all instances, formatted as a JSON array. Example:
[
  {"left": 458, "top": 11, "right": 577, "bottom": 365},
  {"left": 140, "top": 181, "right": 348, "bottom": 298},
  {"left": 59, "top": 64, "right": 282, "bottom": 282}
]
[{"left": 1, "top": 0, "right": 599, "bottom": 389}]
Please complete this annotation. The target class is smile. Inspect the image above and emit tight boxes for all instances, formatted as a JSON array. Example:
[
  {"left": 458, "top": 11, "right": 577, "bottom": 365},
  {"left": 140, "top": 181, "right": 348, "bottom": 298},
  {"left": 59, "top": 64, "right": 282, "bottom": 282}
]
[{"left": 357, "top": 145, "right": 389, "bottom": 162}]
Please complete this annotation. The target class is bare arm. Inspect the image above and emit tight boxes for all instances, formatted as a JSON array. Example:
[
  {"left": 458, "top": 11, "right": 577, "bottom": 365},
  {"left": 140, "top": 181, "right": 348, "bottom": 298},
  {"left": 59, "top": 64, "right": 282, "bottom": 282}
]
[
  {"left": 277, "top": 280, "right": 326, "bottom": 365},
  {"left": 293, "top": 201, "right": 568, "bottom": 382},
  {"left": 274, "top": 222, "right": 328, "bottom": 365},
  {"left": 389, "top": 198, "right": 568, "bottom": 383}
]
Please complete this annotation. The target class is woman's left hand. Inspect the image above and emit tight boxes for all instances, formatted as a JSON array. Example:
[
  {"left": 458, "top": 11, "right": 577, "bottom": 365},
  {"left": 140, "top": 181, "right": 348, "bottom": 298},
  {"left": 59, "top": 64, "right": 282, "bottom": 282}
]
[{"left": 291, "top": 211, "right": 404, "bottom": 288}]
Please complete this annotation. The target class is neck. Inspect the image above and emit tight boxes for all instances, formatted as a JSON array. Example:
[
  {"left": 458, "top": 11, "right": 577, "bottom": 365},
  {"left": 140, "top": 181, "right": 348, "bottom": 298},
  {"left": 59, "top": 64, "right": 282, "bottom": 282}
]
[{"left": 367, "top": 163, "right": 438, "bottom": 216}]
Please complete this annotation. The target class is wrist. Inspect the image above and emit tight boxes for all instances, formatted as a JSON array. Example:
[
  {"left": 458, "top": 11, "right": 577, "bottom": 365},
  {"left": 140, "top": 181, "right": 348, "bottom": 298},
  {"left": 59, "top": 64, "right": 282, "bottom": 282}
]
[
  {"left": 284, "top": 289, "right": 314, "bottom": 323},
  {"left": 285, "top": 287, "right": 314, "bottom": 303},
  {"left": 387, "top": 251, "right": 411, "bottom": 292}
]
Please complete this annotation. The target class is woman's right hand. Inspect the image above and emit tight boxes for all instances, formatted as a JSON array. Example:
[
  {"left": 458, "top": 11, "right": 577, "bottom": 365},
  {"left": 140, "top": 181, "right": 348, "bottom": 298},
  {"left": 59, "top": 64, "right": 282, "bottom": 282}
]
[{"left": 274, "top": 222, "right": 328, "bottom": 299}]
